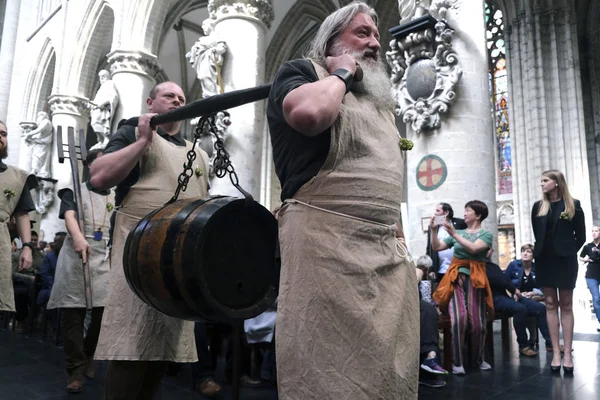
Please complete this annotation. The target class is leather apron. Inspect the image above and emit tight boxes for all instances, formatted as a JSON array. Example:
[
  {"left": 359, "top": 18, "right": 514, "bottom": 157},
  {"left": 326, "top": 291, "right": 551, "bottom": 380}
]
[
  {"left": 47, "top": 185, "right": 115, "bottom": 309},
  {"left": 94, "top": 130, "right": 210, "bottom": 362},
  {"left": 0, "top": 165, "right": 31, "bottom": 312},
  {"left": 275, "top": 61, "right": 419, "bottom": 400}
]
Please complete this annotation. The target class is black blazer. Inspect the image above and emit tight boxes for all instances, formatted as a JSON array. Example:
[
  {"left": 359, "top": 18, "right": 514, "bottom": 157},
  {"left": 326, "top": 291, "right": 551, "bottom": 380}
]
[
  {"left": 426, "top": 217, "right": 467, "bottom": 274},
  {"left": 531, "top": 199, "right": 586, "bottom": 258}
]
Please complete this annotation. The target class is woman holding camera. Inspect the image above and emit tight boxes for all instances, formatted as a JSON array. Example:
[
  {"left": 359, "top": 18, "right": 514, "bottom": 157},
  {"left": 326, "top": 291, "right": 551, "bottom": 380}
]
[
  {"left": 432, "top": 200, "right": 494, "bottom": 375},
  {"left": 531, "top": 170, "right": 585, "bottom": 373}
]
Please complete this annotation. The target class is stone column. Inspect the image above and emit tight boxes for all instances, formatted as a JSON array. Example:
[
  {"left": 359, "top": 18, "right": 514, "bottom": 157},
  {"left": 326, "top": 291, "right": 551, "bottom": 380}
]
[
  {"left": 505, "top": 3, "right": 592, "bottom": 247},
  {"left": 40, "top": 95, "right": 91, "bottom": 239},
  {"left": 107, "top": 50, "right": 161, "bottom": 125},
  {"left": 206, "top": 0, "right": 274, "bottom": 199},
  {"left": 0, "top": 0, "right": 21, "bottom": 121},
  {"left": 391, "top": 0, "right": 497, "bottom": 255}
]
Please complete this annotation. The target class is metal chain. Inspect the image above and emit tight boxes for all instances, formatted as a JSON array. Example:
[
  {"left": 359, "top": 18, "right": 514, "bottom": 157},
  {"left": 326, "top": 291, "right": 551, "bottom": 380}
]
[{"left": 169, "top": 114, "right": 252, "bottom": 204}]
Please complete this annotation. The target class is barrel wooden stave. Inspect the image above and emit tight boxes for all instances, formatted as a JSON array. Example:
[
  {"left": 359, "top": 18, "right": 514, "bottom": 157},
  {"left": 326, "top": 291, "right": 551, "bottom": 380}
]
[{"left": 124, "top": 196, "right": 278, "bottom": 323}]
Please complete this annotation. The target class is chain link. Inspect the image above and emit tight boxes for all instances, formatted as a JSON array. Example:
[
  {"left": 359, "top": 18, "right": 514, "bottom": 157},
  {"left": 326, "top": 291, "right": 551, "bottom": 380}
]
[{"left": 168, "top": 114, "right": 251, "bottom": 204}]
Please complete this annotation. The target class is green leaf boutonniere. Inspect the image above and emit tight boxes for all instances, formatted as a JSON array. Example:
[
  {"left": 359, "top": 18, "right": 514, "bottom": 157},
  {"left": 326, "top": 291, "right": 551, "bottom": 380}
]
[
  {"left": 560, "top": 211, "right": 570, "bottom": 220},
  {"left": 195, "top": 166, "right": 204, "bottom": 178},
  {"left": 106, "top": 202, "right": 114, "bottom": 212},
  {"left": 399, "top": 138, "right": 414, "bottom": 151},
  {"left": 3, "top": 188, "right": 16, "bottom": 199}
]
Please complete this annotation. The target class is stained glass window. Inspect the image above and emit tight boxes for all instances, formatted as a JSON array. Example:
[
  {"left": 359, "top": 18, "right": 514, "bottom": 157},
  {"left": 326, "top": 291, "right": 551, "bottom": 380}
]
[{"left": 486, "top": 1, "right": 512, "bottom": 195}]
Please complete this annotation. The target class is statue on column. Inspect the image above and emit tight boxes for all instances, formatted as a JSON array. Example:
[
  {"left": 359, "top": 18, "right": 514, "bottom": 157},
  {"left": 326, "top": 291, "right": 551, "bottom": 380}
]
[
  {"left": 23, "top": 111, "right": 53, "bottom": 179},
  {"left": 90, "top": 70, "right": 119, "bottom": 150},
  {"left": 398, "top": 0, "right": 455, "bottom": 21},
  {"left": 399, "top": 0, "right": 431, "bottom": 21},
  {"left": 35, "top": 177, "right": 58, "bottom": 214},
  {"left": 187, "top": 18, "right": 231, "bottom": 176},
  {"left": 186, "top": 18, "right": 228, "bottom": 99},
  {"left": 22, "top": 111, "right": 55, "bottom": 214}
]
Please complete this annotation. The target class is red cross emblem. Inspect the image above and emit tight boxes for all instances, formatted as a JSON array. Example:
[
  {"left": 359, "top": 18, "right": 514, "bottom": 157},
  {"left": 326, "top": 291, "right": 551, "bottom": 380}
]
[{"left": 416, "top": 155, "right": 447, "bottom": 191}]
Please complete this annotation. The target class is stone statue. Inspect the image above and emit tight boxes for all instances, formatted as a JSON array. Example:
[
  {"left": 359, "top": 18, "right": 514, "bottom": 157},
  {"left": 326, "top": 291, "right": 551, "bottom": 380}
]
[
  {"left": 398, "top": 0, "right": 454, "bottom": 22},
  {"left": 90, "top": 70, "right": 119, "bottom": 149},
  {"left": 186, "top": 19, "right": 228, "bottom": 98},
  {"left": 398, "top": 0, "right": 431, "bottom": 21},
  {"left": 35, "top": 178, "right": 56, "bottom": 215},
  {"left": 23, "top": 111, "right": 53, "bottom": 179}
]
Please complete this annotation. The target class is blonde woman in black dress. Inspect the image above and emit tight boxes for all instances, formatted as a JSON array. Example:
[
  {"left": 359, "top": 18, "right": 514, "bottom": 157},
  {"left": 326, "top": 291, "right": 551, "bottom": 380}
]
[{"left": 531, "top": 170, "right": 585, "bottom": 373}]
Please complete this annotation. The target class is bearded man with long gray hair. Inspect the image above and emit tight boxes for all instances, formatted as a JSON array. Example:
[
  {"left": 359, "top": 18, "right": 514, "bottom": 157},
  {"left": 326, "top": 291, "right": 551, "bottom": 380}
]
[{"left": 267, "top": 2, "right": 418, "bottom": 399}]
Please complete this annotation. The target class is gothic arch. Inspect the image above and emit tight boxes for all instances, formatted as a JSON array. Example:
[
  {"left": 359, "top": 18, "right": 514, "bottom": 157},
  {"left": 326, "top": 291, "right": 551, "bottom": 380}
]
[
  {"left": 22, "top": 38, "right": 56, "bottom": 121},
  {"left": 265, "top": 0, "right": 337, "bottom": 80},
  {"left": 158, "top": 0, "right": 208, "bottom": 55},
  {"left": 67, "top": 1, "right": 115, "bottom": 97}
]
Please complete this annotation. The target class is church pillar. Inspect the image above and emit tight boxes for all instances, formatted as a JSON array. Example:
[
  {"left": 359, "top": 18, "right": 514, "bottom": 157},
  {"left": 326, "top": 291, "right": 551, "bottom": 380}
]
[
  {"left": 40, "top": 94, "right": 91, "bottom": 239},
  {"left": 106, "top": 50, "right": 161, "bottom": 123},
  {"left": 393, "top": 1, "right": 497, "bottom": 255},
  {"left": 205, "top": 0, "right": 274, "bottom": 199},
  {"left": 505, "top": 3, "right": 592, "bottom": 247},
  {"left": 0, "top": 0, "right": 21, "bottom": 121}
]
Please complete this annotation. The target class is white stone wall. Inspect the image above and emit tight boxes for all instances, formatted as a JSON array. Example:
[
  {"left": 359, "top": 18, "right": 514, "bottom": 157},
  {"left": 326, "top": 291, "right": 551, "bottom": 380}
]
[
  {"left": 404, "top": 0, "right": 498, "bottom": 257},
  {"left": 503, "top": 1, "right": 593, "bottom": 248}
]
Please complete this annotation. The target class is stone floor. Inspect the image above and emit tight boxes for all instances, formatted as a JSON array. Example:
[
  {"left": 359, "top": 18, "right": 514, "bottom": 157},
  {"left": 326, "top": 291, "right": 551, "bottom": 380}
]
[{"left": 0, "top": 317, "right": 599, "bottom": 399}]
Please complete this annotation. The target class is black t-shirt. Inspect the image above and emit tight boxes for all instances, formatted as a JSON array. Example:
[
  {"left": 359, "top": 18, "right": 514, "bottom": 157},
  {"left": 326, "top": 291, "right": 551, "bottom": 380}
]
[
  {"left": 101, "top": 117, "right": 187, "bottom": 207},
  {"left": 520, "top": 271, "right": 537, "bottom": 292},
  {"left": 0, "top": 161, "right": 36, "bottom": 213},
  {"left": 267, "top": 59, "right": 331, "bottom": 201},
  {"left": 580, "top": 242, "right": 600, "bottom": 280}
]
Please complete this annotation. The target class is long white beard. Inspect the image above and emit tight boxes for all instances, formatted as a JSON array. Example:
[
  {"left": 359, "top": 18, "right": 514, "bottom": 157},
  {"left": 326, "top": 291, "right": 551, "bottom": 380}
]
[{"left": 329, "top": 43, "right": 395, "bottom": 112}]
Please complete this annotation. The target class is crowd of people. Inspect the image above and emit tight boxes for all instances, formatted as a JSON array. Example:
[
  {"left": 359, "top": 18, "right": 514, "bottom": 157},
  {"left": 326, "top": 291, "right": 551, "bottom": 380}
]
[{"left": 1, "top": 1, "right": 600, "bottom": 399}]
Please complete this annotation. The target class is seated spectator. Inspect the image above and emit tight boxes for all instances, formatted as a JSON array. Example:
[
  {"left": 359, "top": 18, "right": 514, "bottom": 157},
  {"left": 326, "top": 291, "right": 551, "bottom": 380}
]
[
  {"left": 416, "top": 255, "right": 435, "bottom": 304},
  {"left": 505, "top": 244, "right": 552, "bottom": 351},
  {"left": 38, "top": 240, "right": 48, "bottom": 254},
  {"left": 415, "top": 266, "right": 448, "bottom": 388},
  {"left": 426, "top": 203, "right": 467, "bottom": 282},
  {"left": 37, "top": 232, "right": 67, "bottom": 306},
  {"left": 487, "top": 248, "right": 550, "bottom": 356},
  {"left": 11, "top": 237, "right": 44, "bottom": 333}
]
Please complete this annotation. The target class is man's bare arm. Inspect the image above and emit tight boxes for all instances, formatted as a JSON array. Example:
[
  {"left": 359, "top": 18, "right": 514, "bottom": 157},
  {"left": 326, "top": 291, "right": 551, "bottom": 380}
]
[
  {"left": 89, "top": 114, "right": 156, "bottom": 190},
  {"left": 283, "top": 55, "right": 357, "bottom": 136}
]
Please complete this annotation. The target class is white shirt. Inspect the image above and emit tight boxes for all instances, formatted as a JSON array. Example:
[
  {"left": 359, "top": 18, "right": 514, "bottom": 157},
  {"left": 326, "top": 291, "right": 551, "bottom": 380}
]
[{"left": 437, "top": 227, "right": 454, "bottom": 274}]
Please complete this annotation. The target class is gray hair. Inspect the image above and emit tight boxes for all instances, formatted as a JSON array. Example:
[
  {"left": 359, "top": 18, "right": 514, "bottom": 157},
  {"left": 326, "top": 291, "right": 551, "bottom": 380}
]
[
  {"left": 416, "top": 255, "right": 433, "bottom": 270},
  {"left": 306, "top": 1, "right": 378, "bottom": 62}
]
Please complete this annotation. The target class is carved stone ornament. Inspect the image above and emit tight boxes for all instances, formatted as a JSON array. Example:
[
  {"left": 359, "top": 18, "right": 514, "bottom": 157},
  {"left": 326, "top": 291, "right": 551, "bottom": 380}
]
[
  {"left": 48, "top": 95, "right": 92, "bottom": 118},
  {"left": 107, "top": 50, "right": 161, "bottom": 79},
  {"left": 386, "top": 1, "right": 462, "bottom": 134},
  {"left": 208, "top": 0, "right": 274, "bottom": 29}
]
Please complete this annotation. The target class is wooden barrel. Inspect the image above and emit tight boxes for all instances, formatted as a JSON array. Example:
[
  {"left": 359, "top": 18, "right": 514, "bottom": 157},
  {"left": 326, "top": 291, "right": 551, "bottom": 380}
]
[{"left": 123, "top": 195, "right": 279, "bottom": 323}]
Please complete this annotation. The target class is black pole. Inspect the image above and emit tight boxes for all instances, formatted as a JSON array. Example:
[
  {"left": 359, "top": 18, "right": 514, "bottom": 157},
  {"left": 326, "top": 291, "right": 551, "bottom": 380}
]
[
  {"left": 232, "top": 322, "right": 243, "bottom": 400},
  {"left": 150, "top": 83, "right": 272, "bottom": 129}
]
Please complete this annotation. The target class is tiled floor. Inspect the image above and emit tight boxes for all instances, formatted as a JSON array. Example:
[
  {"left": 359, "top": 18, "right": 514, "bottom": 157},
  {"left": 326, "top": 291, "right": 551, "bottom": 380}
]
[{"left": 1, "top": 318, "right": 599, "bottom": 399}]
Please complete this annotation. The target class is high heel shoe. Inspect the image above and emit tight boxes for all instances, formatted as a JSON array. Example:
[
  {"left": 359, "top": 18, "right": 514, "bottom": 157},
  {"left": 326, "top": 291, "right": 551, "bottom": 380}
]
[
  {"left": 563, "top": 365, "right": 574, "bottom": 374},
  {"left": 550, "top": 364, "right": 561, "bottom": 373}
]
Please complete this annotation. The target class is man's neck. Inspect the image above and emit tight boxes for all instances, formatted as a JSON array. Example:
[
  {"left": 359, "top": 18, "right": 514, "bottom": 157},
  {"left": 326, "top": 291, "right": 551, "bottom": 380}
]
[{"left": 159, "top": 122, "right": 181, "bottom": 136}]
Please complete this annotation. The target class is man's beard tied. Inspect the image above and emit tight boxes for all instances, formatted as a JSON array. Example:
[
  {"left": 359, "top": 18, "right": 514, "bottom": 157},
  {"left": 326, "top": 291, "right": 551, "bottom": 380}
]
[
  {"left": 329, "top": 44, "right": 396, "bottom": 111},
  {"left": 0, "top": 145, "right": 7, "bottom": 160}
]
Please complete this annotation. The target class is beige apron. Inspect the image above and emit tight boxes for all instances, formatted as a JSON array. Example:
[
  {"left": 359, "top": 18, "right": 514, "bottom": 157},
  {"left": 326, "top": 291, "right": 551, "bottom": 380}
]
[
  {"left": 0, "top": 165, "right": 31, "bottom": 312},
  {"left": 275, "top": 61, "right": 419, "bottom": 400},
  {"left": 94, "top": 130, "right": 210, "bottom": 362},
  {"left": 47, "top": 185, "right": 115, "bottom": 309}
]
